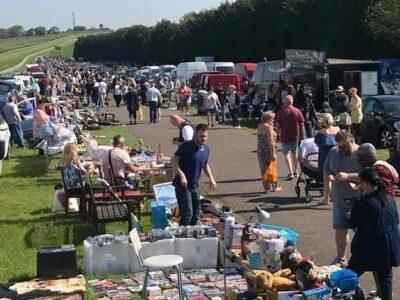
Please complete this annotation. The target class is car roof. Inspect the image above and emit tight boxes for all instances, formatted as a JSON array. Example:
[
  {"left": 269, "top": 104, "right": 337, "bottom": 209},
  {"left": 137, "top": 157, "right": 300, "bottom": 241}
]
[{"left": 364, "top": 95, "right": 400, "bottom": 102}]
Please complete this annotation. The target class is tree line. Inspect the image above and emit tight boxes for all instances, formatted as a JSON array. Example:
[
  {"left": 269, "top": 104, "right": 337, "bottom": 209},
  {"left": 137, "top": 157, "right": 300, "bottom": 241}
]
[
  {"left": 0, "top": 25, "right": 91, "bottom": 39},
  {"left": 74, "top": 0, "right": 400, "bottom": 65}
]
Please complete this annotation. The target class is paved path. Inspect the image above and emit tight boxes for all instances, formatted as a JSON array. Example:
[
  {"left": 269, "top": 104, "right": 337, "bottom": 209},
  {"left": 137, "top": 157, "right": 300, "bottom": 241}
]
[{"left": 110, "top": 104, "right": 399, "bottom": 296}]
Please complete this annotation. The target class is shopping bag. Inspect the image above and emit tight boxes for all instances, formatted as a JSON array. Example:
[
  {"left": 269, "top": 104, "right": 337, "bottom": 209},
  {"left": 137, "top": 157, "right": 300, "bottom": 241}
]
[
  {"left": 137, "top": 106, "right": 143, "bottom": 121},
  {"left": 262, "top": 159, "right": 278, "bottom": 183}
]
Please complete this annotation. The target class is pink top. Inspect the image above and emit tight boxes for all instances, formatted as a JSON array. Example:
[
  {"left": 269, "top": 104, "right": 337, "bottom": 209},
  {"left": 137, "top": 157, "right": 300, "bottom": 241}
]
[{"left": 33, "top": 108, "right": 50, "bottom": 138}]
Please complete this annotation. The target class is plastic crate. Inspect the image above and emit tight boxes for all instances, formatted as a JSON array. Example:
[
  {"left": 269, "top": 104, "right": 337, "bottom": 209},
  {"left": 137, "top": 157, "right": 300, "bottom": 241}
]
[{"left": 260, "top": 224, "right": 299, "bottom": 246}]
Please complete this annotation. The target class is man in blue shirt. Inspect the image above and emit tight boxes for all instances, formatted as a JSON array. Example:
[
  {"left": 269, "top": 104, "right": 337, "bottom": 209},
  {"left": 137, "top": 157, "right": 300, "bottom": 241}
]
[{"left": 172, "top": 123, "right": 217, "bottom": 225}]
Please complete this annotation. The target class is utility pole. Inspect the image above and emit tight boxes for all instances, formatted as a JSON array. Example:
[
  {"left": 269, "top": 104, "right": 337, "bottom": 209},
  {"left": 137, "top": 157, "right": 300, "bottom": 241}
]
[{"left": 72, "top": 11, "right": 76, "bottom": 29}]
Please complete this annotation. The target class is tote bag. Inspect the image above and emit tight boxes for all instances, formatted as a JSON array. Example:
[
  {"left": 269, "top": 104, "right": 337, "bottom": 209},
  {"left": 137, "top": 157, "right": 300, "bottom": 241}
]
[{"left": 262, "top": 159, "right": 278, "bottom": 183}]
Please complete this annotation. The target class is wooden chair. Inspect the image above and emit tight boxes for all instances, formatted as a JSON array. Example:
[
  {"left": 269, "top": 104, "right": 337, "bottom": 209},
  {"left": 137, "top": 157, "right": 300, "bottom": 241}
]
[
  {"left": 107, "top": 165, "right": 144, "bottom": 220},
  {"left": 60, "top": 166, "right": 121, "bottom": 219},
  {"left": 87, "top": 179, "right": 133, "bottom": 233},
  {"left": 60, "top": 166, "right": 89, "bottom": 218}
]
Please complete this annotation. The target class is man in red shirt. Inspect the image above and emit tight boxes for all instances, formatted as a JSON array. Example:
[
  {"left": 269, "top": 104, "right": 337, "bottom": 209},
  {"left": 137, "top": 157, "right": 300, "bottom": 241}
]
[{"left": 276, "top": 95, "right": 305, "bottom": 180}]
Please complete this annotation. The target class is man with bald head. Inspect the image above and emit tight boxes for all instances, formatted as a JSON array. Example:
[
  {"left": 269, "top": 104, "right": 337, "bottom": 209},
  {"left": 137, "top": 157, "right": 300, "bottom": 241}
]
[
  {"left": 170, "top": 114, "right": 194, "bottom": 146},
  {"left": 276, "top": 95, "right": 305, "bottom": 180}
]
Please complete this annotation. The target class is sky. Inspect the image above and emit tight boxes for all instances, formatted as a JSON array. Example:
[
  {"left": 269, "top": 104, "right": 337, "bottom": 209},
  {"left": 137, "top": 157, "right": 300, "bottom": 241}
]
[{"left": 0, "top": 0, "right": 233, "bottom": 30}]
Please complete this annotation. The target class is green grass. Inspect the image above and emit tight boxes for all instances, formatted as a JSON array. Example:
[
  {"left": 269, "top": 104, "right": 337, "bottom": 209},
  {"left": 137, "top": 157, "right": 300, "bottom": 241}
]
[
  {"left": 0, "top": 30, "right": 110, "bottom": 72},
  {"left": 0, "top": 36, "right": 75, "bottom": 71},
  {"left": 0, "top": 125, "right": 151, "bottom": 284}
]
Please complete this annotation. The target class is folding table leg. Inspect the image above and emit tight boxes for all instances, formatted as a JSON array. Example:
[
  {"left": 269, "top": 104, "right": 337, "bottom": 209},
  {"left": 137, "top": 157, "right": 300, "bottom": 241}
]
[
  {"left": 142, "top": 267, "right": 150, "bottom": 300},
  {"left": 176, "top": 264, "right": 184, "bottom": 300}
]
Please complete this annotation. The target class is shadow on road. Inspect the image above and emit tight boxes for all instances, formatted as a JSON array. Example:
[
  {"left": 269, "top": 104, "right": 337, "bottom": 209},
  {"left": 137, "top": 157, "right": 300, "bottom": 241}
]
[{"left": 216, "top": 178, "right": 260, "bottom": 184}]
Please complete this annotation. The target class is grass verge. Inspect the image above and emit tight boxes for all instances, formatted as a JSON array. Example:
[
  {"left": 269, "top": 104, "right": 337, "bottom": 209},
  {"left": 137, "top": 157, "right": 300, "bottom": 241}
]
[{"left": 0, "top": 125, "right": 151, "bottom": 283}]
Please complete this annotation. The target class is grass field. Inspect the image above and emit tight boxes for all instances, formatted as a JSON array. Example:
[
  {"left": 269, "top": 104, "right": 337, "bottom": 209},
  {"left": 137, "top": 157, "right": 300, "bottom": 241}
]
[
  {"left": 0, "top": 30, "right": 109, "bottom": 73},
  {"left": 0, "top": 125, "right": 151, "bottom": 284}
]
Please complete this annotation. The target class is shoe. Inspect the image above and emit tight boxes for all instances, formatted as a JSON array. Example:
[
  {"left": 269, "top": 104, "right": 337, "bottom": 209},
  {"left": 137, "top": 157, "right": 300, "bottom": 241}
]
[
  {"left": 331, "top": 256, "right": 347, "bottom": 268},
  {"left": 287, "top": 173, "right": 294, "bottom": 180},
  {"left": 134, "top": 121, "right": 137, "bottom": 125},
  {"left": 237, "top": 125, "right": 241, "bottom": 129},
  {"left": 294, "top": 172, "right": 298, "bottom": 178}
]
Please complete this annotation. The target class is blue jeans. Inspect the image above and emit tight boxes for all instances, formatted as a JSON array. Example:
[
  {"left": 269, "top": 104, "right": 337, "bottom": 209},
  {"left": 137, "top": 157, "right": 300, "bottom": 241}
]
[
  {"left": 175, "top": 185, "right": 200, "bottom": 226},
  {"left": 149, "top": 101, "right": 158, "bottom": 122},
  {"left": 229, "top": 108, "right": 240, "bottom": 127},
  {"left": 9, "top": 123, "right": 24, "bottom": 147}
]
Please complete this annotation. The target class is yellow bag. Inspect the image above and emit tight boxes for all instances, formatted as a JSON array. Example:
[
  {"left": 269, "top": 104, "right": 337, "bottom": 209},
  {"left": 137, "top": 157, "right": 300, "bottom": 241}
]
[
  {"left": 137, "top": 106, "right": 143, "bottom": 121},
  {"left": 262, "top": 159, "right": 278, "bottom": 184}
]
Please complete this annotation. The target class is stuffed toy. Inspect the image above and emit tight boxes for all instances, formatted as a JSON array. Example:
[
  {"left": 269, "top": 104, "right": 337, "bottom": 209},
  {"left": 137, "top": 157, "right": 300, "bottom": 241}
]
[
  {"left": 280, "top": 246, "right": 302, "bottom": 272},
  {"left": 253, "top": 270, "right": 296, "bottom": 292}
]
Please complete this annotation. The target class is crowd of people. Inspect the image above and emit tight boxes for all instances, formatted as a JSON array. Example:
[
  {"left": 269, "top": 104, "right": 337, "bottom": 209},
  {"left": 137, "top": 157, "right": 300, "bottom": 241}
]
[{"left": 1, "top": 56, "right": 400, "bottom": 299}]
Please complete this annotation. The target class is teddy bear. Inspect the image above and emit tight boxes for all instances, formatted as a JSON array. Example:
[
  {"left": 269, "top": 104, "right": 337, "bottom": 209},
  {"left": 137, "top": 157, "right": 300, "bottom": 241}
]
[{"left": 253, "top": 269, "right": 297, "bottom": 292}]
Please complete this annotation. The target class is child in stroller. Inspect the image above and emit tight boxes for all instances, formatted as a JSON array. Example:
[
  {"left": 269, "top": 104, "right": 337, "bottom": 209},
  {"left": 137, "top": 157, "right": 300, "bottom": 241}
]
[{"left": 295, "top": 138, "right": 324, "bottom": 202}]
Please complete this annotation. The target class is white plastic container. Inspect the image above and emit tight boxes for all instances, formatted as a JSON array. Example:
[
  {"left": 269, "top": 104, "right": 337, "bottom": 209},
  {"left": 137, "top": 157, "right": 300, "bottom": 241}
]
[
  {"left": 83, "top": 237, "right": 130, "bottom": 275},
  {"left": 223, "top": 216, "right": 235, "bottom": 244},
  {"left": 264, "top": 238, "right": 285, "bottom": 252},
  {"left": 129, "top": 238, "right": 175, "bottom": 272},
  {"left": 174, "top": 237, "right": 219, "bottom": 269}
]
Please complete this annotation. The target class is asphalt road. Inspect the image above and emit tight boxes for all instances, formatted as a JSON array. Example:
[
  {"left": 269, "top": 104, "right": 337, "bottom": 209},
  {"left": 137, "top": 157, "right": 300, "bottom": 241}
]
[{"left": 109, "top": 103, "right": 399, "bottom": 297}]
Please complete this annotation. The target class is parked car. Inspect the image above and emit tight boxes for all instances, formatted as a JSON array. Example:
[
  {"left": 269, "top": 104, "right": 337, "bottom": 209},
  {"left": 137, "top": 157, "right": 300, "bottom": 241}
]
[
  {"left": 192, "top": 71, "right": 221, "bottom": 89},
  {"left": 0, "top": 114, "right": 10, "bottom": 174},
  {"left": 205, "top": 62, "right": 235, "bottom": 73},
  {"left": 176, "top": 62, "right": 207, "bottom": 84},
  {"left": 234, "top": 63, "right": 257, "bottom": 82},
  {"left": 0, "top": 80, "right": 19, "bottom": 108},
  {"left": 360, "top": 95, "right": 400, "bottom": 147},
  {"left": 115, "top": 66, "right": 126, "bottom": 75},
  {"left": 17, "top": 97, "right": 36, "bottom": 138},
  {"left": 202, "top": 73, "right": 242, "bottom": 93},
  {"left": 159, "top": 65, "right": 176, "bottom": 79},
  {"left": 124, "top": 67, "right": 138, "bottom": 77}
]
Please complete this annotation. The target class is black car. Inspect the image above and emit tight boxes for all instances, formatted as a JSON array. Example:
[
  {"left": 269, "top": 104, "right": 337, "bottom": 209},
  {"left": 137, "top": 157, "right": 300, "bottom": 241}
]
[{"left": 360, "top": 95, "right": 400, "bottom": 147}]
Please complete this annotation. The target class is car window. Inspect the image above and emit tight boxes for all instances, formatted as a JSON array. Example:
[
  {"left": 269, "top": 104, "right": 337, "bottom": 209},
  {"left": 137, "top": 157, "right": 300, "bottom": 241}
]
[{"left": 363, "top": 98, "right": 381, "bottom": 115}]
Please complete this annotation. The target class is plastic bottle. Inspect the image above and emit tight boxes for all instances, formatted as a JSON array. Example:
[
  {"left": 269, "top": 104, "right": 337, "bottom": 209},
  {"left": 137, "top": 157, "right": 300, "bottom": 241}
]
[{"left": 156, "top": 144, "right": 164, "bottom": 164}]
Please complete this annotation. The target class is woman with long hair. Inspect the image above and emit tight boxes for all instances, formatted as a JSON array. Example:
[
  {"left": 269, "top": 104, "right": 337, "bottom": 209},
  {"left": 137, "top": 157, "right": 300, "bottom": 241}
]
[
  {"left": 347, "top": 168, "right": 400, "bottom": 300},
  {"left": 61, "top": 143, "right": 94, "bottom": 190},
  {"left": 257, "top": 111, "right": 281, "bottom": 193}
]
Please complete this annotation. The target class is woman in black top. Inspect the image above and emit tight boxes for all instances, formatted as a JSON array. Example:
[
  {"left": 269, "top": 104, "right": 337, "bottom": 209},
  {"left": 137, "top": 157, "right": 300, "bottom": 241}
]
[{"left": 347, "top": 168, "right": 400, "bottom": 300}]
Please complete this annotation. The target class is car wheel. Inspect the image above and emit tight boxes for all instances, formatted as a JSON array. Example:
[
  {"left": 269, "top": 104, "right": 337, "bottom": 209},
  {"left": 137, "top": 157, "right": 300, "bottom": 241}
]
[{"left": 379, "top": 128, "right": 394, "bottom": 148}]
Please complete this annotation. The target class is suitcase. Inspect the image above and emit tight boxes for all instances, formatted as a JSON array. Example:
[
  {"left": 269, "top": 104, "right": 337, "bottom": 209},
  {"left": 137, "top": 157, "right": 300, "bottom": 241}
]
[{"left": 37, "top": 244, "right": 78, "bottom": 279}]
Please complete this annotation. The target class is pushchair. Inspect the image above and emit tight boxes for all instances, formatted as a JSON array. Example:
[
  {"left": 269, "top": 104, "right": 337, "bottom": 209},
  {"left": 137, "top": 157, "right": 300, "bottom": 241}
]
[{"left": 295, "top": 151, "right": 324, "bottom": 203}]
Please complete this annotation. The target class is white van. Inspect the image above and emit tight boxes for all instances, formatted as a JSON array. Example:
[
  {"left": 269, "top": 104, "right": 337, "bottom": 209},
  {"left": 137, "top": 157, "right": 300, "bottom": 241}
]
[
  {"left": 205, "top": 62, "right": 235, "bottom": 73},
  {"left": 176, "top": 62, "right": 207, "bottom": 84},
  {"left": 254, "top": 60, "right": 284, "bottom": 98},
  {"left": 159, "top": 65, "right": 176, "bottom": 78}
]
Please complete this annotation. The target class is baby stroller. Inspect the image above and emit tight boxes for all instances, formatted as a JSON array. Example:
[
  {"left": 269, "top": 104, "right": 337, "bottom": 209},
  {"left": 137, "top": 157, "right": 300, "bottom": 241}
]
[{"left": 295, "top": 151, "right": 324, "bottom": 203}]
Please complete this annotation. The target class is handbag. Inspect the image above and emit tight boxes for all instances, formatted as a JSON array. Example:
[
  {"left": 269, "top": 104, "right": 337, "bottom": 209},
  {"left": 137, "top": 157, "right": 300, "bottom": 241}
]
[
  {"left": 137, "top": 105, "right": 143, "bottom": 121},
  {"left": 262, "top": 159, "right": 278, "bottom": 183}
]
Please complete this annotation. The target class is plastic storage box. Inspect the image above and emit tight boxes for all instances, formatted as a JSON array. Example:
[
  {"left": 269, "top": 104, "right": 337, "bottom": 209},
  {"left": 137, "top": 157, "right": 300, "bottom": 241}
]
[
  {"left": 174, "top": 237, "right": 219, "bottom": 269},
  {"left": 260, "top": 224, "right": 299, "bottom": 246},
  {"left": 302, "top": 286, "right": 332, "bottom": 299},
  {"left": 83, "top": 235, "right": 130, "bottom": 275},
  {"left": 329, "top": 269, "right": 359, "bottom": 294},
  {"left": 129, "top": 238, "right": 175, "bottom": 272}
]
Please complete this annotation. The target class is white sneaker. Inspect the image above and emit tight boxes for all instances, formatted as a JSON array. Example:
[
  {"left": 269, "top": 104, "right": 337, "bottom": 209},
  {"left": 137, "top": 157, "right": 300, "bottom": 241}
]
[{"left": 236, "top": 125, "right": 241, "bottom": 129}]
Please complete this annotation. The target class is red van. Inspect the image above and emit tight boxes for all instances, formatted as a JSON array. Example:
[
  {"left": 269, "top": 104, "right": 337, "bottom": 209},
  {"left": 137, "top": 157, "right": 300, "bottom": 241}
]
[
  {"left": 234, "top": 63, "right": 256, "bottom": 82},
  {"left": 192, "top": 71, "right": 221, "bottom": 89},
  {"left": 203, "top": 73, "right": 242, "bottom": 93}
]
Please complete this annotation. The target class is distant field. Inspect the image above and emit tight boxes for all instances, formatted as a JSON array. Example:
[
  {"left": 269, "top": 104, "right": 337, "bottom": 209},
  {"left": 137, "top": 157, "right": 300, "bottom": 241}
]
[
  {"left": 0, "top": 34, "right": 72, "bottom": 54},
  {"left": 0, "top": 30, "right": 109, "bottom": 73}
]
